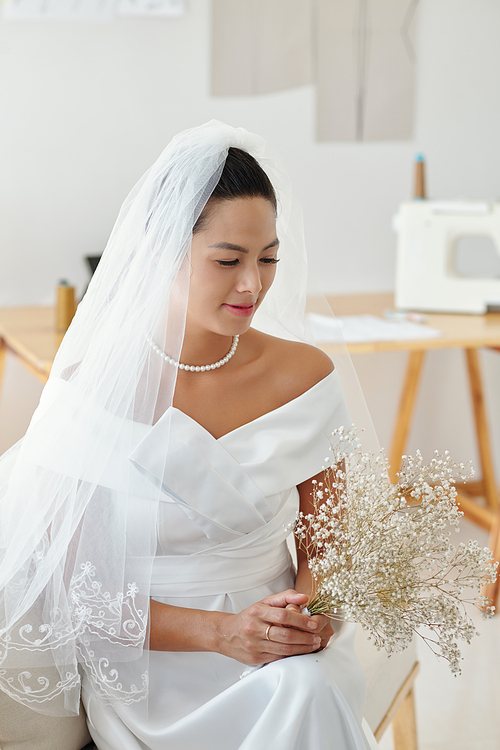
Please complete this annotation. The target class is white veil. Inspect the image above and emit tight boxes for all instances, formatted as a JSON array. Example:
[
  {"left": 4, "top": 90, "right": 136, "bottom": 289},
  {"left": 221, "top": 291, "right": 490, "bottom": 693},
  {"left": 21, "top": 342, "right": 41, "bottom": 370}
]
[{"left": 0, "top": 120, "right": 377, "bottom": 716}]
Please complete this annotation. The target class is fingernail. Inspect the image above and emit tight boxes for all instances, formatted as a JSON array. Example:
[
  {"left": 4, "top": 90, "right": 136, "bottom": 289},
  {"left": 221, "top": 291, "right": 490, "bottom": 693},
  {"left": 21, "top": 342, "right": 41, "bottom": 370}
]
[
  {"left": 307, "top": 621, "right": 318, "bottom": 629},
  {"left": 313, "top": 637, "right": 321, "bottom": 647}
]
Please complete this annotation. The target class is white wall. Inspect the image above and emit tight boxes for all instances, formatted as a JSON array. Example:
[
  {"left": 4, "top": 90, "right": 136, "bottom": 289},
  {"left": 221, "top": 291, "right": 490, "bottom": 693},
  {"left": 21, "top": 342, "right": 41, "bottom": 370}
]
[{"left": 0, "top": 0, "right": 499, "bottom": 475}]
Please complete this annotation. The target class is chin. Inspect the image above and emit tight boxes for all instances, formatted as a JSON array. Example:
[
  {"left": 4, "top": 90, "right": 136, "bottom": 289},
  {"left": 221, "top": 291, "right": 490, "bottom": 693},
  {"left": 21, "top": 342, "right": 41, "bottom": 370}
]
[
  {"left": 217, "top": 318, "right": 254, "bottom": 338},
  {"left": 215, "top": 311, "right": 256, "bottom": 335},
  {"left": 223, "top": 322, "right": 252, "bottom": 337}
]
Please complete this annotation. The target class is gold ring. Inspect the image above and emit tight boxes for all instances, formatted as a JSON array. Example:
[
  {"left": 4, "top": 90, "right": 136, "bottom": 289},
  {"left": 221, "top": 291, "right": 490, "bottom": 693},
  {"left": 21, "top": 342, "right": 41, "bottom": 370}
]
[{"left": 265, "top": 624, "right": 272, "bottom": 641}]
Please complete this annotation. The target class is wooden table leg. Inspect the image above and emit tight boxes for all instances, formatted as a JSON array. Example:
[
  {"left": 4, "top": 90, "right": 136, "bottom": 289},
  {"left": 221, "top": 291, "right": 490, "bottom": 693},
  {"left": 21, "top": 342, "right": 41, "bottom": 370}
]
[
  {"left": 463, "top": 348, "right": 499, "bottom": 611},
  {"left": 391, "top": 687, "right": 419, "bottom": 750},
  {"left": 465, "top": 349, "right": 498, "bottom": 511},
  {"left": 483, "top": 511, "right": 500, "bottom": 610},
  {"left": 388, "top": 350, "right": 425, "bottom": 481}
]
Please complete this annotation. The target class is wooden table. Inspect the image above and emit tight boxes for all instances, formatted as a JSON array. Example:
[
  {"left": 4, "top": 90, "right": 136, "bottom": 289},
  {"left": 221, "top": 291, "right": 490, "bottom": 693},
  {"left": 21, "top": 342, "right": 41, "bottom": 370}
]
[
  {"left": 0, "top": 306, "right": 61, "bottom": 384},
  {"left": 1, "top": 298, "right": 499, "bottom": 606}
]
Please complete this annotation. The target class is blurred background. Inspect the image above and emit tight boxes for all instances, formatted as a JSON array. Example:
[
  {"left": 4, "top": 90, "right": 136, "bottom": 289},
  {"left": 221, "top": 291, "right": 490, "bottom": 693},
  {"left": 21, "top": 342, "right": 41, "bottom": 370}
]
[
  {"left": 1, "top": 0, "right": 500, "bottom": 465},
  {"left": 0, "top": 2, "right": 499, "bottom": 746},
  {"left": 1, "top": 0, "right": 500, "bottom": 461}
]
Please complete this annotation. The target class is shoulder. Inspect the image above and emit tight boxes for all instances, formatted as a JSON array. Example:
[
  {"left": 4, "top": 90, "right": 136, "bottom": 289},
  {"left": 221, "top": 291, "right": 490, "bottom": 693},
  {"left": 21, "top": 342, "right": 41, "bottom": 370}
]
[
  {"left": 270, "top": 336, "right": 334, "bottom": 385},
  {"left": 247, "top": 329, "right": 334, "bottom": 404}
]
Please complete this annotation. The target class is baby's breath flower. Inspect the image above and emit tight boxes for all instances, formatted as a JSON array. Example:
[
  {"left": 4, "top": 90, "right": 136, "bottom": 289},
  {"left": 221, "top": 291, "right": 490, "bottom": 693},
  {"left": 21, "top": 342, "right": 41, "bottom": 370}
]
[{"left": 294, "top": 428, "right": 498, "bottom": 675}]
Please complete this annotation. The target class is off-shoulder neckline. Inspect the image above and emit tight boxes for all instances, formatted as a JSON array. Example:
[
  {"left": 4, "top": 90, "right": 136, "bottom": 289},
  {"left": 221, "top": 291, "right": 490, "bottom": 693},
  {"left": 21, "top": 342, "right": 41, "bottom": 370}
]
[{"left": 170, "top": 368, "right": 339, "bottom": 442}]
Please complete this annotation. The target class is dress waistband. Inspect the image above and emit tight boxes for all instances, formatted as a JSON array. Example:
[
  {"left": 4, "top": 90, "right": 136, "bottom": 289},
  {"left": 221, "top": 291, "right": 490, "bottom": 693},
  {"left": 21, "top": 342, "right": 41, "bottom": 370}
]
[{"left": 150, "top": 540, "right": 293, "bottom": 598}]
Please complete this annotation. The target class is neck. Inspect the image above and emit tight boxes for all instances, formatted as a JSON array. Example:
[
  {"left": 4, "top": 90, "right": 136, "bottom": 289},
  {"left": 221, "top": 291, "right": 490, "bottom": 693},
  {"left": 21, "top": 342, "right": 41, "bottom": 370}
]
[{"left": 179, "top": 325, "right": 235, "bottom": 367}]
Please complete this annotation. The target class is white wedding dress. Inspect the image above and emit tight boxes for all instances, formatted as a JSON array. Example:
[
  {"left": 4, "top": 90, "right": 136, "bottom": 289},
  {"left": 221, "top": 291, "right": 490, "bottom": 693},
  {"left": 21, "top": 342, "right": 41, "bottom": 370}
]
[{"left": 82, "top": 370, "right": 378, "bottom": 750}]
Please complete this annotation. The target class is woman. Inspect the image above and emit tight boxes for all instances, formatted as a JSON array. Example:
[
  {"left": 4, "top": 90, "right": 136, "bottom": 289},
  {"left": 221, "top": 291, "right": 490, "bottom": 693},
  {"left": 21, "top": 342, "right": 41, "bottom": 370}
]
[{"left": 0, "top": 122, "right": 377, "bottom": 749}]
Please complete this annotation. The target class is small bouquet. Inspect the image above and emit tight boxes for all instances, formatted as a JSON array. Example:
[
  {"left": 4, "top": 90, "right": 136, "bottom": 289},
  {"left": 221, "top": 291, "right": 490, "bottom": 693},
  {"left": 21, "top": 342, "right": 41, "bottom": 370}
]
[{"left": 294, "top": 428, "right": 498, "bottom": 674}]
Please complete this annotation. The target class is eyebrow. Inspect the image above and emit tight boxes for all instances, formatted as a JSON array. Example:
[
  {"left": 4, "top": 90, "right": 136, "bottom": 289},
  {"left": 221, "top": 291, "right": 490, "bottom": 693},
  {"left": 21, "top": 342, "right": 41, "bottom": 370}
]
[{"left": 208, "top": 238, "right": 280, "bottom": 254}]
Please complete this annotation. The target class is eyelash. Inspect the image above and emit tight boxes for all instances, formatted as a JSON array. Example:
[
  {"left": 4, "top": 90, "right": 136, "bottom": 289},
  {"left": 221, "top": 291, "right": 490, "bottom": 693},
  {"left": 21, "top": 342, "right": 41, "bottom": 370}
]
[{"left": 216, "top": 258, "right": 280, "bottom": 267}]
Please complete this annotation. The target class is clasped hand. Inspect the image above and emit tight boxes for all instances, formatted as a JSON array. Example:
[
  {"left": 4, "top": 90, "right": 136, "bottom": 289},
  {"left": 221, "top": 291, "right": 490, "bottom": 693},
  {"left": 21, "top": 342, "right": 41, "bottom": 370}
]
[{"left": 218, "top": 590, "right": 334, "bottom": 666}]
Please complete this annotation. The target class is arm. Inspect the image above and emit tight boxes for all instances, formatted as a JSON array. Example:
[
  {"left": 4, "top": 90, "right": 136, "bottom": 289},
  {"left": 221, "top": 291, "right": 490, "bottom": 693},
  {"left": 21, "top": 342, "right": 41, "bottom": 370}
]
[
  {"left": 293, "top": 470, "right": 335, "bottom": 649},
  {"left": 149, "top": 590, "right": 322, "bottom": 666}
]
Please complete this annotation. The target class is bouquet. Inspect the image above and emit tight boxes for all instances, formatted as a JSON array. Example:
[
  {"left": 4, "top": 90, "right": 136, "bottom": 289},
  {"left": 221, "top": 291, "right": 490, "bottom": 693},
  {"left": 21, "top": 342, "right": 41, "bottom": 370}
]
[{"left": 294, "top": 427, "right": 498, "bottom": 674}]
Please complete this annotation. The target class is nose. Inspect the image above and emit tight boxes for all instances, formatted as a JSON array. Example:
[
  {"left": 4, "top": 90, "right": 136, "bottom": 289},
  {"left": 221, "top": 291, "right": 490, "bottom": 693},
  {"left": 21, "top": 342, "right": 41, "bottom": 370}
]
[{"left": 235, "top": 261, "right": 262, "bottom": 295}]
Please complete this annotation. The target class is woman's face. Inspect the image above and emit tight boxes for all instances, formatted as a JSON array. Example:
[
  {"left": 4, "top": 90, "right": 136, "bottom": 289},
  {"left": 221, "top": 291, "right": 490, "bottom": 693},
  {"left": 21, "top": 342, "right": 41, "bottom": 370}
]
[{"left": 187, "top": 197, "right": 279, "bottom": 337}]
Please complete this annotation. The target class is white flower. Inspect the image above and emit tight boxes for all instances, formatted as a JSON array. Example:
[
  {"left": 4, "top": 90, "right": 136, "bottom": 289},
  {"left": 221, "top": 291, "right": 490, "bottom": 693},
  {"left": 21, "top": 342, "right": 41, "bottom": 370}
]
[{"left": 294, "top": 428, "right": 497, "bottom": 674}]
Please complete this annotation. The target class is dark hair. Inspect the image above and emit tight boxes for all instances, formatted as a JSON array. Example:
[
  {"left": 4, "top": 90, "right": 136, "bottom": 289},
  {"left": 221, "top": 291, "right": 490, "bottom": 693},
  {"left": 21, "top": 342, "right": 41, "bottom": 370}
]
[{"left": 193, "top": 147, "right": 277, "bottom": 234}]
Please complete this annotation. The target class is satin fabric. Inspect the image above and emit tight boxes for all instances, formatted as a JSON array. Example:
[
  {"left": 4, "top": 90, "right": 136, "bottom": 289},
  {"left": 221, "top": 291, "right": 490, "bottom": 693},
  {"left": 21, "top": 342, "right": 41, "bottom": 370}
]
[{"left": 82, "top": 370, "right": 377, "bottom": 749}]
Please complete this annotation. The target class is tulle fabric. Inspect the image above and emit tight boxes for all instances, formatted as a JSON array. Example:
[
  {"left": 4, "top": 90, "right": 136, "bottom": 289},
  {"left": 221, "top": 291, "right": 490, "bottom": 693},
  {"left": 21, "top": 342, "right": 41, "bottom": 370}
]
[{"left": 0, "top": 120, "right": 377, "bottom": 717}]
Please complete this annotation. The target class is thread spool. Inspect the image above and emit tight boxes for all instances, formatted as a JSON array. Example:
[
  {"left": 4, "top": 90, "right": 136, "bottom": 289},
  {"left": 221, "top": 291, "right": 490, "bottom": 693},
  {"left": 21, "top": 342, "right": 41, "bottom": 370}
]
[
  {"left": 56, "top": 280, "right": 76, "bottom": 333},
  {"left": 413, "top": 153, "right": 426, "bottom": 199}
]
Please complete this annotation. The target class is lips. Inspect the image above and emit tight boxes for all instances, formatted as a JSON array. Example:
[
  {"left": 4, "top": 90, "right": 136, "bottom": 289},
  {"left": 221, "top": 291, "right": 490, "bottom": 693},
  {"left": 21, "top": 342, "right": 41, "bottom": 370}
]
[{"left": 222, "top": 303, "right": 255, "bottom": 317}]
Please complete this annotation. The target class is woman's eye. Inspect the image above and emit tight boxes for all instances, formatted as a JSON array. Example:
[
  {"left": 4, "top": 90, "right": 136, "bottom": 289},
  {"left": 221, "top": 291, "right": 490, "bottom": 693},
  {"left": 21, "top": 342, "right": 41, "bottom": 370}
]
[{"left": 216, "top": 257, "right": 280, "bottom": 267}]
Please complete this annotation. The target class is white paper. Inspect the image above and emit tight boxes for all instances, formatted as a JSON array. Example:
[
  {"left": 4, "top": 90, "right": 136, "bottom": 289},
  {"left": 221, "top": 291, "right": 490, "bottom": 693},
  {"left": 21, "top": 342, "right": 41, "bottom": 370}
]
[
  {"left": 307, "top": 313, "right": 442, "bottom": 344},
  {"left": 117, "top": 0, "right": 184, "bottom": 17},
  {"left": 3, "top": 0, "right": 115, "bottom": 20}
]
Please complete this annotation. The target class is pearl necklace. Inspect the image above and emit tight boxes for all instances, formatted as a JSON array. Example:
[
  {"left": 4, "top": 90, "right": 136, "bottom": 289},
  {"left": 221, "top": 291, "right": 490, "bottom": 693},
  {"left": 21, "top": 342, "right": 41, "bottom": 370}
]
[{"left": 147, "top": 335, "right": 239, "bottom": 372}]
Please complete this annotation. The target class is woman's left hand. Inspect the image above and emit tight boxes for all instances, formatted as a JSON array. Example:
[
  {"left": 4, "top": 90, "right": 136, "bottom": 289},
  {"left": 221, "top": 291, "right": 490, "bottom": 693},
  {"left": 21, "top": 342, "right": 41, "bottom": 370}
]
[{"left": 285, "top": 604, "right": 334, "bottom": 650}]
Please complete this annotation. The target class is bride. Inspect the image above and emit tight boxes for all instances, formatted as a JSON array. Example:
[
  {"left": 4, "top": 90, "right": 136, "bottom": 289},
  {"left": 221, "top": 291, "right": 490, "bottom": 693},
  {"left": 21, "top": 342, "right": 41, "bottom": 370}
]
[{"left": 0, "top": 122, "right": 378, "bottom": 749}]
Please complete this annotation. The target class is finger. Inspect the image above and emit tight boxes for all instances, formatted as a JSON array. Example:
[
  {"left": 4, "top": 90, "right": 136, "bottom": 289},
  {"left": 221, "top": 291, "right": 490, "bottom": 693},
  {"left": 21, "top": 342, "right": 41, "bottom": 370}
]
[
  {"left": 312, "top": 614, "right": 335, "bottom": 635},
  {"left": 262, "top": 590, "right": 309, "bottom": 609},
  {"left": 260, "top": 636, "right": 322, "bottom": 661},
  {"left": 316, "top": 627, "right": 334, "bottom": 644},
  {"left": 311, "top": 614, "right": 328, "bottom": 624},
  {"left": 265, "top": 624, "right": 321, "bottom": 649},
  {"left": 265, "top": 606, "right": 319, "bottom": 632}
]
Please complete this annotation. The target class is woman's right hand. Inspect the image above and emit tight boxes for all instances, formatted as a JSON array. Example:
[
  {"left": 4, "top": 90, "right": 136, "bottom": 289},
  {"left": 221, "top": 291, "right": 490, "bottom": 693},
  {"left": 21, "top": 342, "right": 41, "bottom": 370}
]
[{"left": 215, "top": 589, "right": 322, "bottom": 666}]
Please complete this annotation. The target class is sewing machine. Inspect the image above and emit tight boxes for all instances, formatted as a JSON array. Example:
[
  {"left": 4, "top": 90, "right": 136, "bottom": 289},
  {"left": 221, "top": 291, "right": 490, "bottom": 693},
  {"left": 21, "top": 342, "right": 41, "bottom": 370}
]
[{"left": 394, "top": 201, "right": 500, "bottom": 314}]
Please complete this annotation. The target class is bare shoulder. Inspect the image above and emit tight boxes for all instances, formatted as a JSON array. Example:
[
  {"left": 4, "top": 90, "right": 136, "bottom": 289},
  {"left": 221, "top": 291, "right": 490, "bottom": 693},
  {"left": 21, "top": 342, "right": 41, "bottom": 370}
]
[
  {"left": 272, "top": 337, "right": 334, "bottom": 385},
  {"left": 248, "top": 329, "right": 334, "bottom": 404}
]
